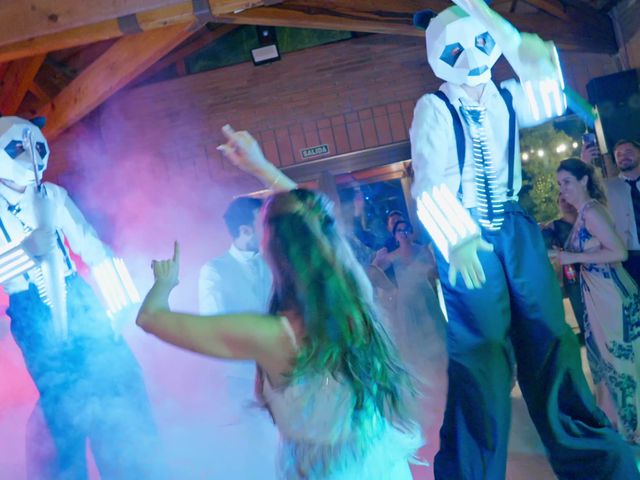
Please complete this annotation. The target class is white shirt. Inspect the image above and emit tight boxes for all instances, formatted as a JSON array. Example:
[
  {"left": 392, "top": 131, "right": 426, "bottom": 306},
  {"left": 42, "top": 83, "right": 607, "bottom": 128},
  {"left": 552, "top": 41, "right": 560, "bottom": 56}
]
[
  {"left": 198, "top": 243, "right": 271, "bottom": 315},
  {"left": 0, "top": 182, "right": 109, "bottom": 295},
  {"left": 410, "top": 79, "right": 544, "bottom": 207},
  {"left": 605, "top": 174, "right": 640, "bottom": 250}
]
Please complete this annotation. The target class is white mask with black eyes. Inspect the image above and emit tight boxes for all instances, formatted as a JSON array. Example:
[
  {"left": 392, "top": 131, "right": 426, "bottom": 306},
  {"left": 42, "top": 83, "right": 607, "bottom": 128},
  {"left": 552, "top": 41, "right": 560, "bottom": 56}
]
[
  {"left": 0, "top": 116, "right": 49, "bottom": 187},
  {"left": 426, "top": 6, "right": 501, "bottom": 86}
]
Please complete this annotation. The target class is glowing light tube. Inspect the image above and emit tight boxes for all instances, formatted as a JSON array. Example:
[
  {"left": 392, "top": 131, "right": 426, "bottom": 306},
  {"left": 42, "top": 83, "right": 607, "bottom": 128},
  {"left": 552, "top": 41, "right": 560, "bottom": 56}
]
[
  {"left": 416, "top": 185, "right": 480, "bottom": 261},
  {"left": 0, "top": 240, "right": 36, "bottom": 284},
  {"left": 92, "top": 257, "right": 140, "bottom": 317},
  {"left": 521, "top": 46, "right": 567, "bottom": 122}
]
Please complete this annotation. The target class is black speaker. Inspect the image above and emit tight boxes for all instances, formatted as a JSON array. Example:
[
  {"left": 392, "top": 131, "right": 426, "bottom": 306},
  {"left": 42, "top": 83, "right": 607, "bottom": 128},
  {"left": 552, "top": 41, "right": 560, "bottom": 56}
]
[{"left": 586, "top": 69, "right": 640, "bottom": 152}]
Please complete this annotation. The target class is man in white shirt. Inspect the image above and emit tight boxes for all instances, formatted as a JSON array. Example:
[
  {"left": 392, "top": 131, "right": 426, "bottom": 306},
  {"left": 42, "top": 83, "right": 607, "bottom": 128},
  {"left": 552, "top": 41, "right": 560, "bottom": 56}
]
[
  {"left": 199, "top": 196, "right": 272, "bottom": 315},
  {"left": 0, "top": 116, "right": 163, "bottom": 479},
  {"left": 198, "top": 196, "right": 278, "bottom": 479},
  {"left": 590, "top": 140, "right": 640, "bottom": 284},
  {"left": 410, "top": 3, "right": 639, "bottom": 479}
]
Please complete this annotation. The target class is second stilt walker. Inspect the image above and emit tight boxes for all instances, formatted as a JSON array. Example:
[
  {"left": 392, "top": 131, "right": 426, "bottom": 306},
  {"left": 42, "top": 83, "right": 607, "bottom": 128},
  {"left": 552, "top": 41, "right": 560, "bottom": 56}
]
[{"left": 410, "top": 1, "right": 640, "bottom": 478}]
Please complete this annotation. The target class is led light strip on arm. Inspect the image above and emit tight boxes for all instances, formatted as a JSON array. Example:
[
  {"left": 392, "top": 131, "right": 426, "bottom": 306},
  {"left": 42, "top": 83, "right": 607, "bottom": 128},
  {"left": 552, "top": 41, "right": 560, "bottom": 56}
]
[
  {"left": 416, "top": 185, "right": 480, "bottom": 261},
  {"left": 521, "top": 46, "right": 567, "bottom": 122},
  {"left": 92, "top": 257, "right": 141, "bottom": 318},
  {"left": 0, "top": 239, "right": 36, "bottom": 284}
]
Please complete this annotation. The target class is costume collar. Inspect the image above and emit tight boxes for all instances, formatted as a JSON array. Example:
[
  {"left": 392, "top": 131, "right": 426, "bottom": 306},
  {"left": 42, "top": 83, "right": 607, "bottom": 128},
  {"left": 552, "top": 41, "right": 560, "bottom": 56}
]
[{"left": 441, "top": 80, "right": 499, "bottom": 107}]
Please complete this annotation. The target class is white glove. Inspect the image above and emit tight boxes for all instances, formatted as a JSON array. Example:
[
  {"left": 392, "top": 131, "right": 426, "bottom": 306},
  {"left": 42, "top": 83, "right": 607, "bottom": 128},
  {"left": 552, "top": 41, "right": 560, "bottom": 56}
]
[
  {"left": 448, "top": 237, "right": 494, "bottom": 289},
  {"left": 22, "top": 227, "right": 56, "bottom": 259},
  {"left": 508, "top": 33, "right": 557, "bottom": 82}
]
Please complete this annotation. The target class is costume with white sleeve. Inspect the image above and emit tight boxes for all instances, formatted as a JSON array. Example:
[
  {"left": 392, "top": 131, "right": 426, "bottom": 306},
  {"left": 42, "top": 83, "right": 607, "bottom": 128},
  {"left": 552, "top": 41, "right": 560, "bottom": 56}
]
[
  {"left": 0, "top": 116, "right": 163, "bottom": 479},
  {"left": 410, "top": 5, "right": 639, "bottom": 479},
  {"left": 199, "top": 242, "right": 279, "bottom": 479}
]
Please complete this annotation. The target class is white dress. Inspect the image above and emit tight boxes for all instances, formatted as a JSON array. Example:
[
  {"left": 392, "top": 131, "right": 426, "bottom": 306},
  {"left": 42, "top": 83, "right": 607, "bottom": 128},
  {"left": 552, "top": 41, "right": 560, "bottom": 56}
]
[{"left": 262, "top": 318, "right": 422, "bottom": 479}]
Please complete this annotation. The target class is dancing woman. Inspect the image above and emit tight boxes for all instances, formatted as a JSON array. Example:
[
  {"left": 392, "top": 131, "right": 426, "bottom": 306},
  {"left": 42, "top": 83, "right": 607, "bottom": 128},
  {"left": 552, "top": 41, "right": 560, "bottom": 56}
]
[{"left": 137, "top": 126, "right": 422, "bottom": 479}]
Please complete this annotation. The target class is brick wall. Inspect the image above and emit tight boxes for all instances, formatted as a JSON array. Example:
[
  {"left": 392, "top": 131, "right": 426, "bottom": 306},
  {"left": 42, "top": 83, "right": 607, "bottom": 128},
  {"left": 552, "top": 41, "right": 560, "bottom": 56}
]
[{"left": 49, "top": 34, "right": 621, "bottom": 183}]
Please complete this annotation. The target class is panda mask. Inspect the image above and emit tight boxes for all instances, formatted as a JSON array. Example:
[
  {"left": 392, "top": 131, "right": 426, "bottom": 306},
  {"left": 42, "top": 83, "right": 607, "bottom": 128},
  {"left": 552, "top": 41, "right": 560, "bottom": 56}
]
[
  {"left": 0, "top": 116, "right": 49, "bottom": 187},
  {"left": 424, "top": 6, "right": 501, "bottom": 86}
]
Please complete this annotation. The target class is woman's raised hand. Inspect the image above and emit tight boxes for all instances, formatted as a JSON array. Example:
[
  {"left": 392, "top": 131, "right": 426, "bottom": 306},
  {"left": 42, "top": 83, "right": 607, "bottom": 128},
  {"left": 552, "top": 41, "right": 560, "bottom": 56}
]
[
  {"left": 218, "top": 124, "right": 269, "bottom": 176},
  {"left": 151, "top": 241, "right": 180, "bottom": 290}
]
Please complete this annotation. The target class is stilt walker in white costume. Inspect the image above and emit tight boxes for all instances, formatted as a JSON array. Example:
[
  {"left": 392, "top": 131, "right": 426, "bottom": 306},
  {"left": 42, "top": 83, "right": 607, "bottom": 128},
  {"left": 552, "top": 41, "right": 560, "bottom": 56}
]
[
  {"left": 0, "top": 116, "right": 164, "bottom": 479},
  {"left": 410, "top": 2, "right": 640, "bottom": 478}
]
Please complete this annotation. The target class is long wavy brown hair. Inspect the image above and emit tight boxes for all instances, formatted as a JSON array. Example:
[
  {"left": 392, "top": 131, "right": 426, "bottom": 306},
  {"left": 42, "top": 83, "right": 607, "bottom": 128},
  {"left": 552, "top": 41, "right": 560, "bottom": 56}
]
[
  {"left": 261, "top": 189, "right": 412, "bottom": 422},
  {"left": 557, "top": 158, "right": 607, "bottom": 206}
]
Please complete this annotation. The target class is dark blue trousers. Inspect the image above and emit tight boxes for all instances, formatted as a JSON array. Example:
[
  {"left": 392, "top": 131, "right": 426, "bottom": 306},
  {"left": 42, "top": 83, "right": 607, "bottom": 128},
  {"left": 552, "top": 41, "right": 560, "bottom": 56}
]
[
  {"left": 433, "top": 203, "right": 639, "bottom": 480},
  {"left": 9, "top": 275, "right": 164, "bottom": 480}
]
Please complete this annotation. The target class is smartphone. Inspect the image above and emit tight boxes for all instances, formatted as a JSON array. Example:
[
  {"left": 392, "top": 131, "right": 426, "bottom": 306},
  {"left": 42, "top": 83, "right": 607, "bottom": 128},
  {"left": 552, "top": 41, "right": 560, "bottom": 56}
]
[{"left": 582, "top": 132, "right": 597, "bottom": 148}]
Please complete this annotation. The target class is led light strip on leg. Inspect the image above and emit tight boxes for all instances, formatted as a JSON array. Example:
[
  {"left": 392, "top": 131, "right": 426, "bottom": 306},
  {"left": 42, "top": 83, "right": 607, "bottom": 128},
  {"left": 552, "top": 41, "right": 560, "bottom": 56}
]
[
  {"left": 92, "top": 257, "right": 141, "bottom": 318},
  {"left": 417, "top": 185, "right": 480, "bottom": 261},
  {"left": 0, "top": 240, "right": 36, "bottom": 284}
]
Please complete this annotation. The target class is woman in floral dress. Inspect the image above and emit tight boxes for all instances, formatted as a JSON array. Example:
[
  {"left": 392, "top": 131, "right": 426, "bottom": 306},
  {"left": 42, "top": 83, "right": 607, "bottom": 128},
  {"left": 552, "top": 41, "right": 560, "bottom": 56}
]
[{"left": 554, "top": 158, "right": 640, "bottom": 445}]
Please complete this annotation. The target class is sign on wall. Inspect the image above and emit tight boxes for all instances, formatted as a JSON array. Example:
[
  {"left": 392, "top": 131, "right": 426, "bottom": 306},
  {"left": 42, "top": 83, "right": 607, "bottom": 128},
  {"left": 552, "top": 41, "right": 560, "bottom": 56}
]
[{"left": 300, "top": 144, "right": 329, "bottom": 159}]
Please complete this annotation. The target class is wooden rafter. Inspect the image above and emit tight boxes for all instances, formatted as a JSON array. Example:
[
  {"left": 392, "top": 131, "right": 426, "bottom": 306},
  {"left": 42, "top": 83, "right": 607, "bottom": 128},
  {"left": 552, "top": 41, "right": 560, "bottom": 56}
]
[
  {"left": 520, "top": 0, "right": 569, "bottom": 20},
  {"left": 215, "top": 1, "right": 616, "bottom": 52},
  {"left": 0, "top": 0, "right": 618, "bottom": 63},
  {"left": 0, "top": 1, "right": 187, "bottom": 47},
  {"left": 215, "top": 1, "right": 426, "bottom": 36},
  {"left": 38, "top": 23, "right": 194, "bottom": 140},
  {"left": 29, "top": 82, "right": 51, "bottom": 103},
  {"left": 0, "top": 1, "right": 276, "bottom": 52},
  {"left": 0, "top": 3, "right": 194, "bottom": 64},
  {"left": 0, "top": 63, "right": 9, "bottom": 81},
  {"left": 60, "top": 41, "right": 119, "bottom": 76},
  {"left": 0, "top": 55, "right": 46, "bottom": 115},
  {"left": 211, "top": 0, "right": 285, "bottom": 15}
]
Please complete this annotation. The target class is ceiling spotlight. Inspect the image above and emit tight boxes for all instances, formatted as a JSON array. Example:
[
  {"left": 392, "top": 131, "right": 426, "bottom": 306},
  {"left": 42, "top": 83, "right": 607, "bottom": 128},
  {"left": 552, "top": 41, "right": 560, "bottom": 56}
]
[{"left": 251, "top": 26, "right": 280, "bottom": 66}]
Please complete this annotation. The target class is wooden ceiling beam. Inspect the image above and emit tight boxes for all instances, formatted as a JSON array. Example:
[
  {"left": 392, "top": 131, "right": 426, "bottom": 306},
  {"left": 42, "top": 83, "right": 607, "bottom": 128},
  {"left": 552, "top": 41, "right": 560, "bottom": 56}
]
[
  {"left": 0, "top": 55, "right": 47, "bottom": 116},
  {"left": 38, "top": 23, "right": 194, "bottom": 140},
  {"left": 29, "top": 82, "right": 52, "bottom": 103},
  {"left": 0, "top": 3, "right": 195, "bottom": 64},
  {"left": 0, "top": 0, "right": 188, "bottom": 47},
  {"left": 520, "top": 0, "right": 570, "bottom": 20},
  {"left": 0, "top": 0, "right": 617, "bottom": 65},
  {"left": 0, "top": 63, "right": 9, "bottom": 82},
  {"left": 212, "top": 1, "right": 616, "bottom": 53},
  {"left": 212, "top": 1, "right": 438, "bottom": 37},
  {"left": 0, "top": 0, "right": 277, "bottom": 54},
  {"left": 210, "top": 0, "right": 285, "bottom": 15}
]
